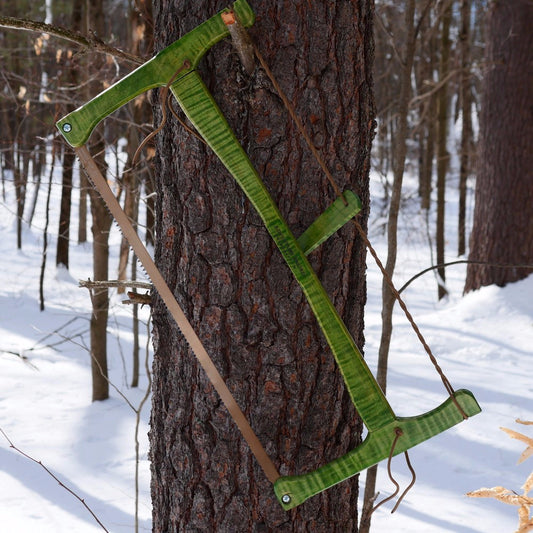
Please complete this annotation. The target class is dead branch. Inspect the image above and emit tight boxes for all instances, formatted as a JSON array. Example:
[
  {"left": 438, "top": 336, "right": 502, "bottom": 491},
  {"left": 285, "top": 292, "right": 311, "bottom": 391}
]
[
  {"left": 0, "top": 428, "right": 109, "bottom": 532},
  {"left": 398, "top": 260, "right": 533, "bottom": 294},
  {"left": 79, "top": 279, "right": 152, "bottom": 290},
  {"left": 409, "top": 68, "right": 460, "bottom": 106},
  {"left": 0, "top": 16, "right": 143, "bottom": 65}
]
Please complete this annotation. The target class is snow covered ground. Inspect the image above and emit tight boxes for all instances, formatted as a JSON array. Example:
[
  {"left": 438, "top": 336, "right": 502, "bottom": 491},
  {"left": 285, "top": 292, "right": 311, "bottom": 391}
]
[{"left": 0, "top": 166, "right": 531, "bottom": 532}]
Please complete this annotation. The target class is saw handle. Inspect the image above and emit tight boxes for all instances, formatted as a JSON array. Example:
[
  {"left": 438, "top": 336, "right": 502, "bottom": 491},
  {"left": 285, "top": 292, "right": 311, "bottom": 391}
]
[{"left": 56, "top": 0, "right": 254, "bottom": 147}]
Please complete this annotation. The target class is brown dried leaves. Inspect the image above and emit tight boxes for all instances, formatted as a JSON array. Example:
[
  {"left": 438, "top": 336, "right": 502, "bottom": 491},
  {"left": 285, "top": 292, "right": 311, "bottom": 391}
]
[
  {"left": 467, "top": 420, "right": 533, "bottom": 533},
  {"left": 501, "top": 425, "right": 533, "bottom": 465}
]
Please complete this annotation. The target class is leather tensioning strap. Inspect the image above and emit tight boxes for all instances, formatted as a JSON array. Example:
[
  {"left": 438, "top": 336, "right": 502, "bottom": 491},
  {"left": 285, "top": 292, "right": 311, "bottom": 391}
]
[{"left": 75, "top": 144, "right": 281, "bottom": 484}]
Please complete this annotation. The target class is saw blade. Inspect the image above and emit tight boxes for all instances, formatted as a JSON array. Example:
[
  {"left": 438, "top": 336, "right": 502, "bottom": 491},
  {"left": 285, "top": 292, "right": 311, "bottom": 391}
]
[{"left": 75, "top": 144, "right": 280, "bottom": 484}]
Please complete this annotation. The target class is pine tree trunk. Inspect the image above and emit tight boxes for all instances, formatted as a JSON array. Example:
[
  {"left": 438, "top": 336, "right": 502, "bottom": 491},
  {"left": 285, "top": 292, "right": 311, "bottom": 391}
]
[
  {"left": 149, "top": 0, "right": 374, "bottom": 530},
  {"left": 465, "top": 0, "right": 533, "bottom": 291}
]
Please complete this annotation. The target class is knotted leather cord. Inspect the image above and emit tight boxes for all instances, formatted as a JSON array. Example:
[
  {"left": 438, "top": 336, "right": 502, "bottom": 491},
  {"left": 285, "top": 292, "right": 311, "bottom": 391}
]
[
  {"left": 370, "top": 428, "right": 402, "bottom": 513},
  {"left": 251, "top": 42, "right": 345, "bottom": 202},
  {"left": 370, "top": 428, "right": 417, "bottom": 515},
  {"left": 353, "top": 223, "right": 466, "bottom": 418},
  {"left": 392, "top": 447, "right": 417, "bottom": 513},
  {"left": 250, "top": 39, "right": 468, "bottom": 421},
  {"left": 248, "top": 29, "right": 469, "bottom": 509}
]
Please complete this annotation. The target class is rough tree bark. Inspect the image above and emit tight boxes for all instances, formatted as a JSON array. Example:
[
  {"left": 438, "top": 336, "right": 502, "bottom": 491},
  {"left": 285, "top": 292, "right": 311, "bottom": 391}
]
[
  {"left": 149, "top": 0, "right": 374, "bottom": 530},
  {"left": 464, "top": 0, "right": 533, "bottom": 291}
]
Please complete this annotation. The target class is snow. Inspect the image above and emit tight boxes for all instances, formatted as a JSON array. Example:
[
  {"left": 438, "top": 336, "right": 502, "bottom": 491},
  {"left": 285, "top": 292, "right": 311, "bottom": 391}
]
[
  {"left": 0, "top": 166, "right": 531, "bottom": 532},
  {"left": 0, "top": 170, "right": 152, "bottom": 532}
]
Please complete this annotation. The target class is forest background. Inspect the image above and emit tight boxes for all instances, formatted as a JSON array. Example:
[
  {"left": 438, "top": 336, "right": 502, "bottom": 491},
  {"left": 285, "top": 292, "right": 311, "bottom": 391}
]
[{"left": 0, "top": 0, "right": 532, "bottom": 532}]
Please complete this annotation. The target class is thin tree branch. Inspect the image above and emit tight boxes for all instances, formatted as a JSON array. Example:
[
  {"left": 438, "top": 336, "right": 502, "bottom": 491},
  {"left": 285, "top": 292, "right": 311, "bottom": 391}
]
[
  {"left": 0, "top": 16, "right": 143, "bottom": 65},
  {"left": 399, "top": 260, "right": 533, "bottom": 294},
  {"left": 0, "top": 428, "right": 109, "bottom": 532},
  {"left": 414, "top": 0, "right": 436, "bottom": 41},
  {"left": 409, "top": 68, "right": 460, "bottom": 106},
  {"left": 374, "top": 10, "right": 403, "bottom": 65}
]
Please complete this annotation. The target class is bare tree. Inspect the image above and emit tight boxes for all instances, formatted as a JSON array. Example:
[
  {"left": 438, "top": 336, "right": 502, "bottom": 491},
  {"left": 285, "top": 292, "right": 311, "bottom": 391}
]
[
  {"left": 416, "top": 7, "right": 437, "bottom": 211},
  {"left": 0, "top": 0, "right": 151, "bottom": 401},
  {"left": 458, "top": 0, "right": 473, "bottom": 256},
  {"left": 360, "top": 1, "right": 416, "bottom": 530},
  {"left": 465, "top": 0, "right": 533, "bottom": 291},
  {"left": 55, "top": 0, "right": 84, "bottom": 269},
  {"left": 435, "top": 1, "right": 452, "bottom": 300},
  {"left": 85, "top": 0, "right": 113, "bottom": 402}
]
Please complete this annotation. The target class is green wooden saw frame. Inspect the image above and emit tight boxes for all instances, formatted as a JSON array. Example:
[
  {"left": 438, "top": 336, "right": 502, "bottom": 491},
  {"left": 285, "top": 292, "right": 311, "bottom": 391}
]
[{"left": 57, "top": 0, "right": 481, "bottom": 510}]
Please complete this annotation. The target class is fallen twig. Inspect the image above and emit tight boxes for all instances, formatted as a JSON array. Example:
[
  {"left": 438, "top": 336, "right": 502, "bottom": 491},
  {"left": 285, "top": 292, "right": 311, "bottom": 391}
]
[{"left": 0, "top": 428, "right": 110, "bottom": 532}]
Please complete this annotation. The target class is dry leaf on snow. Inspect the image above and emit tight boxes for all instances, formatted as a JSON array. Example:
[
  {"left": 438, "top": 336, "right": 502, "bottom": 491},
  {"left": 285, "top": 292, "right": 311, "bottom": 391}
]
[{"left": 500, "top": 426, "right": 533, "bottom": 464}]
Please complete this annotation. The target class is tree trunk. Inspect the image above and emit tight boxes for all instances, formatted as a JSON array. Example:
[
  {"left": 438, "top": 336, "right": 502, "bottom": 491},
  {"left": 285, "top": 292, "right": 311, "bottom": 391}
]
[
  {"left": 435, "top": 3, "right": 451, "bottom": 300},
  {"left": 458, "top": 0, "right": 473, "bottom": 257},
  {"left": 56, "top": 148, "right": 74, "bottom": 268},
  {"left": 86, "top": 0, "right": 112, "bottom": 402},
  {"left": 149, "top": 0, "right": 374, "bottom": 530},
  {"left": 78, "top": 171, "right": 88, "bottom": 243},
  {"left": 464, "top": 0, "right": 533, "bottom": 291},
  {"left": 417, "top": 14, "right": 436, "bottom": 211},
  {"left": 27, "top": 139, "right": 46, "bottom": 226},
  {"left": 88, "top": 144, "right": 112, "bottom": 401},
  {"left": 130, "top": 252, "right": 140, "bottom": 389}
]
